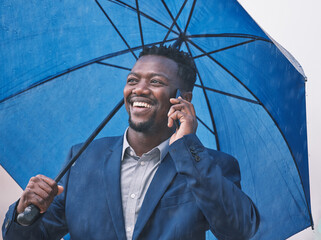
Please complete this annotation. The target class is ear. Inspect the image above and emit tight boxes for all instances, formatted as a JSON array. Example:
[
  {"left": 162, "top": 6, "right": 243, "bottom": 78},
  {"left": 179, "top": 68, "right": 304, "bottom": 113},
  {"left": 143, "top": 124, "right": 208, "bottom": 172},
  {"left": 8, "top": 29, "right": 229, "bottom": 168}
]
[{"left": 182, "top": 91, "right": 192, "bottom": 102}]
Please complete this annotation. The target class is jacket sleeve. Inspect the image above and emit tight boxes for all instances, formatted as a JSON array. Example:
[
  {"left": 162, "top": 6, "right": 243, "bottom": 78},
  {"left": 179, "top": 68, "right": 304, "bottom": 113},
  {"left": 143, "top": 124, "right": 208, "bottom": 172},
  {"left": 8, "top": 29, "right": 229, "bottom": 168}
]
[
  {"left": 169, "top": 134, "right": 260, "bottom": 240},
  {"left": 2, "top": 150, "right": 72, "bottom": 240}
]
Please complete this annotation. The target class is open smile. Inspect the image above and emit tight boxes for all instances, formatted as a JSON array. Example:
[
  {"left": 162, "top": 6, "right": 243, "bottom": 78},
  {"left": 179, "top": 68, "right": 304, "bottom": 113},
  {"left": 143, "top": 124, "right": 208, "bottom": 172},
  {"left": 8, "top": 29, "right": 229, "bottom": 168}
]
[
  {"left": 128, "top": 97, "right": 156, "bottom": 116},
  {"left": 132, "top": 101, "right": 152, "bottom": 108}
]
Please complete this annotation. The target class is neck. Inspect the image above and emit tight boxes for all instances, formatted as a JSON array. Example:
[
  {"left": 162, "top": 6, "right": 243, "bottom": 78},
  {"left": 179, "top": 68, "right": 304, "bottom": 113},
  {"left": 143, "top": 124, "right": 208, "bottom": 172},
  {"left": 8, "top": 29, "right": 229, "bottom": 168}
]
[{"left": 127, "top": 126, "right": 173, "bottom": 157}]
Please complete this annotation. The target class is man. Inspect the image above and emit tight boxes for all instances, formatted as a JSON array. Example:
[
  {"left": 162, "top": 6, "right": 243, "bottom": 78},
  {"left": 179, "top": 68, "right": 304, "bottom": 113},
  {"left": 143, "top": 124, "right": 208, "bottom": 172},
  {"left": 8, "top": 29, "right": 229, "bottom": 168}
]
[{"left": 2, "top": 45, "right": 259, "bottom": 240}]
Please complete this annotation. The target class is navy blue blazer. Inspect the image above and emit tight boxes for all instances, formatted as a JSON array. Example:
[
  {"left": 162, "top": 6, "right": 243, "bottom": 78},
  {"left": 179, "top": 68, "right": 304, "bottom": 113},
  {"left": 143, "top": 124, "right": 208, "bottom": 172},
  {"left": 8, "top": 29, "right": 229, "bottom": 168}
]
[{"left": 3, "top": 134, "right": 259, "bottom": 240}]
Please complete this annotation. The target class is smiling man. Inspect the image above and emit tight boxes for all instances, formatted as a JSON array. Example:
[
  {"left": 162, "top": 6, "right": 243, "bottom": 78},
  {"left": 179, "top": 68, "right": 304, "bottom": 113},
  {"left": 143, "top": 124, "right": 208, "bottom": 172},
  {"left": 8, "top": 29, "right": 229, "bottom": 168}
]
[{"left": 3, "top": 45, "right": 259, "bottom": 240}]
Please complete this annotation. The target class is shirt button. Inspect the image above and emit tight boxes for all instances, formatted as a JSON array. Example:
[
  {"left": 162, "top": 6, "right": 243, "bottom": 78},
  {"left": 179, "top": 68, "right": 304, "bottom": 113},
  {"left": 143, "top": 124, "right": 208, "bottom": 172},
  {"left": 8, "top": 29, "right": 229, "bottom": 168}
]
[
  {"left": 126, "top": 226, "right": 132, "bottom": 232},
  {"left": 140, "top": 161, "right": 145, "bottom": 166},
  {"left": 130, "top": 193, "right": 136, "bottom": 199}
]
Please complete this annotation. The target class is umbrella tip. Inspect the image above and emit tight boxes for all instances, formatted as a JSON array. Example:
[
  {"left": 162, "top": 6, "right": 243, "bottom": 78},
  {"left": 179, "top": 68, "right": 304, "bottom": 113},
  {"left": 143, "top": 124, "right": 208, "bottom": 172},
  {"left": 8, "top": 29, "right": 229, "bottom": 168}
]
[{"left": 171, "top": 33, "right": 185, "bottom": 50}]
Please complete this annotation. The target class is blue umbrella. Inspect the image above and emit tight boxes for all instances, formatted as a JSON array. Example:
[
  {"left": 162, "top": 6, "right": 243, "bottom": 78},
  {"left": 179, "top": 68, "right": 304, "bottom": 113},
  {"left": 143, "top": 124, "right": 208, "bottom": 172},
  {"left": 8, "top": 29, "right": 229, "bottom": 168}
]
[{"left": 0, "top": 0, "right": 312, "bottom": 239}]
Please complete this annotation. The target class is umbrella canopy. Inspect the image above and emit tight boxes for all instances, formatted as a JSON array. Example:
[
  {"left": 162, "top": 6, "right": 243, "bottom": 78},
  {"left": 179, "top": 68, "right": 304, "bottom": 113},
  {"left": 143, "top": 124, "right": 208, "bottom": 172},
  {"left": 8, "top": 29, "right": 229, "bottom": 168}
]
[{"left": 0, "top": 0, "right": 312, "bottom": 239}]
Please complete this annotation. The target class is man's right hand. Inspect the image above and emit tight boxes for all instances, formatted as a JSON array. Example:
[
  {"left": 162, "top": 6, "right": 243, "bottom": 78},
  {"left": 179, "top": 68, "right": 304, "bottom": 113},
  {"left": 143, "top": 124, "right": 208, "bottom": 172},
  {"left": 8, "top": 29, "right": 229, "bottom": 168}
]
[{"left": 17, "top": 175, "right": 64, "bottom": 214}]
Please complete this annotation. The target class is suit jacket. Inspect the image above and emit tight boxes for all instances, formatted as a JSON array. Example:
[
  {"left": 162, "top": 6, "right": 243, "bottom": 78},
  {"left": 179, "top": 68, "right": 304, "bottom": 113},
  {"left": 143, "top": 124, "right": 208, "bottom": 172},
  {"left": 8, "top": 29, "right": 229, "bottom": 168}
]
[{"left": 3, "top": 134, "right": 259, "bottom": 240}]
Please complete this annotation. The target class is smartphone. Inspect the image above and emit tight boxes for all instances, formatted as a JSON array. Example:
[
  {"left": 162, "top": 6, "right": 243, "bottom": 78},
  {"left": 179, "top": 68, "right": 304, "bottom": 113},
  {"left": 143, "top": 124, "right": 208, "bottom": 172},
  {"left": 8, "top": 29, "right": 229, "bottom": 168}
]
[{"left": 174, "top": 89, "right": 181, "bottom": 129}]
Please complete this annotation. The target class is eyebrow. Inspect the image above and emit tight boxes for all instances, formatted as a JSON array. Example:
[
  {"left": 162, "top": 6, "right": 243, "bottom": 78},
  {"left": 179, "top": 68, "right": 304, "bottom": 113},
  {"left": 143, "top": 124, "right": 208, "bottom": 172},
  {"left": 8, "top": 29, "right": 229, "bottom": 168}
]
[{"left": 127, "top": 72, "right": 170, "bottom": 81}]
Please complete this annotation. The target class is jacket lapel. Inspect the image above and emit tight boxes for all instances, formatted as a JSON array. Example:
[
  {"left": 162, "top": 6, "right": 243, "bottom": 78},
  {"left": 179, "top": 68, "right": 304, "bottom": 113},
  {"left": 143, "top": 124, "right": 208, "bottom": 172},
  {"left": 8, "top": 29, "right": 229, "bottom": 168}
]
[
  {"left": 132, "top": 154, "right": 177, "bottom": 240},
  {"left": 103, "top": 136, "right": 127, "bottom": 240}
]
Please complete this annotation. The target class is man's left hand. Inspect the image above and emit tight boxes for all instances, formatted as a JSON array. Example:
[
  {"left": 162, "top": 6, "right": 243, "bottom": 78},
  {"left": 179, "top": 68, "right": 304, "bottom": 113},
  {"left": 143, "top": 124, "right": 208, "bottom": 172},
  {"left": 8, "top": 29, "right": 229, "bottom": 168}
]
[{"left": 168, "top": 97, "right": 198, "bottom": 145}]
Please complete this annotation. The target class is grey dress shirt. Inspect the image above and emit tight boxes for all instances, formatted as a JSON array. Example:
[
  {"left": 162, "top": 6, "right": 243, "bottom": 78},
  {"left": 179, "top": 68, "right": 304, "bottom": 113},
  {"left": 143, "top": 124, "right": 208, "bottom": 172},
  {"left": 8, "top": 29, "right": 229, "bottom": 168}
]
[{"left": 121, "top": 130, "right": 170, "bottom": 240}]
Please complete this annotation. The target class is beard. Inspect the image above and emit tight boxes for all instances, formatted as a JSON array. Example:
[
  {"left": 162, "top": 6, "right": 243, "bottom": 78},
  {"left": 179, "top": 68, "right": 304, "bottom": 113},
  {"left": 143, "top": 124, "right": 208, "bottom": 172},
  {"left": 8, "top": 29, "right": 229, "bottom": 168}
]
[{"left": 128, "top": 110, "right": 157, "bottom": 132}]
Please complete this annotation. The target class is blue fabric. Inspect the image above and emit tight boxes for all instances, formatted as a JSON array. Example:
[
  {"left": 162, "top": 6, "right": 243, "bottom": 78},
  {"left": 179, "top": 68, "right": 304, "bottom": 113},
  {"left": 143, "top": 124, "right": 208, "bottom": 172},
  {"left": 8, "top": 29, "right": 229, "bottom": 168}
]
[
  {"left": 2, "top": 134, "right": 259, "bottom": 240},
  {"left": 0, "top": 0, "right": 311, "bottom": 239}
]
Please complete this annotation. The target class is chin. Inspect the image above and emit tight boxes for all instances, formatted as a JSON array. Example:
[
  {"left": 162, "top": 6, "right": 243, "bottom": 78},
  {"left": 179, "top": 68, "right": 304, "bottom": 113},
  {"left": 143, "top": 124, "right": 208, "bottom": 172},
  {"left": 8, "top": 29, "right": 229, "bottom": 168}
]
[
  {"left": 128, "top": 117, "right": 154, "bottom": 132},
  {"left": 128, "top": 108, "right": 158, "bottom": 132}
]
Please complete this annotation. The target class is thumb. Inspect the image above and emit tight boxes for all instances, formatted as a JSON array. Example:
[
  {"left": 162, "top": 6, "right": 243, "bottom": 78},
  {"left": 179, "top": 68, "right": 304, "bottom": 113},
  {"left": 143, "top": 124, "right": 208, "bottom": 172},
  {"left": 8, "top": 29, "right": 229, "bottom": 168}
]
[{"left": 57, "top": 185, "right": 64, "bottom": 195}]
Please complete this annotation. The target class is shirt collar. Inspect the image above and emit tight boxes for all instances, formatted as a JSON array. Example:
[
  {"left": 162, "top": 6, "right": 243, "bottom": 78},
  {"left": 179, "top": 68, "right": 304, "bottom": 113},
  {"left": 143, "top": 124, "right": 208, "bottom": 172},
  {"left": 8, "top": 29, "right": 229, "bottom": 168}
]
[{"left": 121, "top": 128, "right": 170, "bottom": 162}]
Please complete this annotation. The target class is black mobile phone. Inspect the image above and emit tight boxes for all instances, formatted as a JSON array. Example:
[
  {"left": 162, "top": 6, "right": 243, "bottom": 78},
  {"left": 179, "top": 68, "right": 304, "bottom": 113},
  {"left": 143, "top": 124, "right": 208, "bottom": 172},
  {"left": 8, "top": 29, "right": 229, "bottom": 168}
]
[{"left": 174, "top": 89, "right": 181, "bottom": 129}]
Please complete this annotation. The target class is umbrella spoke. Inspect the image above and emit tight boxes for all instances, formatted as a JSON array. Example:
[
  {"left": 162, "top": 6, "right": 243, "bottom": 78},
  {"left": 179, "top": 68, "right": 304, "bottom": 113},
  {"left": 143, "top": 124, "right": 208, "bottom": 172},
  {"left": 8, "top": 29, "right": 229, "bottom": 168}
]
[
  {"left": 184, "top": 41, "right": 221, "bottom": 150},
  {"left": 187, "top": 38, "right": 262, "bottom": 104},
  {"left": 196, "top": 116, "right": 216, "bottom": 136},
  {"left": 193, "top": 39, "right": 257, "bottom": 59},
  {"left": 183, "top": 0, "right": 197, "bottom": 34},
  {"left": 161, "top": 0, "right": 187, "bottom": 43},
  {"left": 0, "top": 38, "right": 176, "bottom": 104},
  {"left": 96, "top": 62, "right": 131, "bottom": 71},
  {"left": 187, "top": 33, "right": 272, "bottom": 43},
  {"left": 95, "top": 0, "right": 138, "bottom": 60},
  {"left": 0, "top": 0, "right": 312, "bottom": 237},
  {"left": 135, "top": 0, "right": 144, "bottom": 48},
  {"left": 194, "top": 84, "right": 260, "bottom": 105},
  {"left": 108, "top": 0, "right": 180, "bottom": 36},
  {"left": 187, "top": 39, "right": 306, "bottom": 206}
]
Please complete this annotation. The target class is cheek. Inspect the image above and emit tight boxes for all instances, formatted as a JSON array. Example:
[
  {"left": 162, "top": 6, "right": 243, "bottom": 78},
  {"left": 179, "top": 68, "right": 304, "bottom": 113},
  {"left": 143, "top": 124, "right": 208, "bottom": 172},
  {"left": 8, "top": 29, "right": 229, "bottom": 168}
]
[
  {"left": 123, "top": 85, "right": 130, "bottom": 97},
  {"left": 159, "top": 95, "right": 172, "bottom": 112},
  {"left": 123, "top": 86, "right": 131, "bottom": 112}
]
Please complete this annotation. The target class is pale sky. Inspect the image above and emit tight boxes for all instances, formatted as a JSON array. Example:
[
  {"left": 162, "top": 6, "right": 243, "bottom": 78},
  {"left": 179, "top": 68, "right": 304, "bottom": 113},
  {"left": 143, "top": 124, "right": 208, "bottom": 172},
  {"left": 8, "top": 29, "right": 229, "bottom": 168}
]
[{"left": 1, "top": 0, "right": 320, "bottom": 239}]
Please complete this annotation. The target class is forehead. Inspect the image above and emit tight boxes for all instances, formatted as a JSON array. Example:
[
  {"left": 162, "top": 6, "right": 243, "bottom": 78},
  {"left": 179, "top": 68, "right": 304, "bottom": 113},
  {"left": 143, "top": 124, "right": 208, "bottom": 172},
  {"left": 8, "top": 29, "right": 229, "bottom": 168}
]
[{"left": 131, "top": 55, "right": 179, "bottom": 80}]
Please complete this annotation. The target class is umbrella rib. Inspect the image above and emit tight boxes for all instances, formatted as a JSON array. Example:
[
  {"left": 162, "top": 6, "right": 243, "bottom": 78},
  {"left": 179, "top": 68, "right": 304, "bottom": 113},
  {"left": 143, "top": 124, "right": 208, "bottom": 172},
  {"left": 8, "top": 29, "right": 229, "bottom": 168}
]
[
  {"left": 189, "top": 40, "right": 314, "bottom": 222},
  {"left": 96, "top": 62, "right": 131, "bottom": 71},
  {"left": 187, "top": 33, "right": 272, "bottom": 43},
  {"left": 161, "top": 0, "right": 187, "bottom": 43},
  {"left": 183, "top": 0, "right": 197, "bottom": 34},
  {"left": 194, "top": 84, "right": 260, "bottom": 105},
  {"left": 0, "top": 39, "right": 176, "bottom": 104},
  {"left": 193, "top": 39, "right": 256, "bottom": 59},
  {"left": 195, "top": 71, "right": 220, "bottom": 150},
  {"left": 196, "top": 116, "right": 216, "bottom": 136},
  {"left": 135, "top": 0, "right": 144, "bottom": 48},
  {"left": 184, "top": 42, "right": 221, "bottom": 150},
  {"left": 95, "top": 0, "right": 138, "bottom": 60},
  {"left": 187, "top": 39, "right": 263, "bottom": 105},
  {"left": 109, "top": 0, "right": 180, "bottom": 36}
]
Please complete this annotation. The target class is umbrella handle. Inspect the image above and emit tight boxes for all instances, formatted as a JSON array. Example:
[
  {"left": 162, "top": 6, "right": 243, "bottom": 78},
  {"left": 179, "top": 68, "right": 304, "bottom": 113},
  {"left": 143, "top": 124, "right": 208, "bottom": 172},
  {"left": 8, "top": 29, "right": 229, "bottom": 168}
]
[
  {"left": 16, "top": 204, "right": 41, "bottom": 226},
  {"left": 15, "top": 99, "right": 124, "bottom": 226}
]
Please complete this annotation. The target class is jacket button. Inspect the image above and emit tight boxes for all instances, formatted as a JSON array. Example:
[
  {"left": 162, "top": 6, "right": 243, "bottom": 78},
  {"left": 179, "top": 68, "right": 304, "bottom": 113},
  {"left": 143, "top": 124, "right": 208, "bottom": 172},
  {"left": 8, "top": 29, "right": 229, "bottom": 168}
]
[{"left": 194, "top": 155, "right": 200, "bottom": 162}]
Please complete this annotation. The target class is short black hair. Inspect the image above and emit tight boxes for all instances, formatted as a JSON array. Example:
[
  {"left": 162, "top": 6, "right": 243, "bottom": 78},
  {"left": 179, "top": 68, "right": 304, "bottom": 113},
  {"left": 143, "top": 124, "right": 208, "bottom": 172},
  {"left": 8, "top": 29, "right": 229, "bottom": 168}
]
[{"left": 139, "top": 45, "right": 196, "bottom": 91}]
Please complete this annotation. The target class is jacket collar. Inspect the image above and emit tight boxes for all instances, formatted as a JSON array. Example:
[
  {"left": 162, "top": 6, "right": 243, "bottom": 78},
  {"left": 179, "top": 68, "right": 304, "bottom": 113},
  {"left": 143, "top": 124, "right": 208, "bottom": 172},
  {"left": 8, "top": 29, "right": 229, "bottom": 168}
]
[
  {"left": 133, "top": 153, "right": 177, "bottom": 240},
  {"left": 103, "top": 136, "right": 127, "bottom": 240},
  {"left": 103, "top": 135, "right": 177, "bottom": 240}
]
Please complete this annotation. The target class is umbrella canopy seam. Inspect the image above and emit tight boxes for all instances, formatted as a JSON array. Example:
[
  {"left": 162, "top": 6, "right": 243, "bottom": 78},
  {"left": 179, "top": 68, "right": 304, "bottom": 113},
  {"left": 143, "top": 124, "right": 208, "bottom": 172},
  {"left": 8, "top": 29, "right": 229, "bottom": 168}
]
[
  {"left": 183, "top": 0, "right": 197, "bottom": 34},
  {"left": 188, "top": 34, "right": 271, "bottom": 43},
  {"left": 196, "top": 116, "right": 216, "bottom": 136},
  {"left": 187, "top": 38, "right": 313, "bottom": 226},
  {"left": 108, "top": 0, "right": 180, "bottom": 36},
  {"left": 95, "top": 0, "right": 138, "bottom": 60},
  {"left": 0, "top": 39, "right": 175, "bottom": 105},
  {"left": 161, "top": 0, "right": 187, "bottom": 43},
  {"left": 194, "top": 84, "right": 260, "bottom": 105},
  {"left": 135, "top": 0, "right": 144, "bottom": 48},
  {"left": 193, "top": 39, "right": 257, "bottom": 59},
  {"left": 185, "top": 41, "right": 221, "bottom": 150}
]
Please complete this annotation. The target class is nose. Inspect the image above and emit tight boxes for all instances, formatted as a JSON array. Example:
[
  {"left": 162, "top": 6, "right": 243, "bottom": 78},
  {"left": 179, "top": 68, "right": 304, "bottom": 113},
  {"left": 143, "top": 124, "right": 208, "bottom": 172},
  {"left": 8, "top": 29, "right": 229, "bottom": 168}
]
[{"left": 132, "top": 81, "right": 151, "bottom": 95}]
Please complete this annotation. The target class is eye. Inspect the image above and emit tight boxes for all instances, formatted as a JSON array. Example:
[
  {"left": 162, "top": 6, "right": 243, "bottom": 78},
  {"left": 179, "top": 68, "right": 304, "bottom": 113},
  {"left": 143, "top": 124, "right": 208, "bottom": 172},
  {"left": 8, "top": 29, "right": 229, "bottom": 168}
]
[
  {"left": 150, "top": 79, "right": 164, "bottom": 85},
  {"left": 127, "top": 77, "right": 138, "bottom": 84}
]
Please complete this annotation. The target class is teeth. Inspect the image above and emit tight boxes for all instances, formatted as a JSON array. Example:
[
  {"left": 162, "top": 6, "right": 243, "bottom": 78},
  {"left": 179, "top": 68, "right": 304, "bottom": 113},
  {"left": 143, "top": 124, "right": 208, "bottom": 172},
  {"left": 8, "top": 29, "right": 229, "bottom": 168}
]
[{"left": 133, "top": 102, "right": 152, "bottom": 108}]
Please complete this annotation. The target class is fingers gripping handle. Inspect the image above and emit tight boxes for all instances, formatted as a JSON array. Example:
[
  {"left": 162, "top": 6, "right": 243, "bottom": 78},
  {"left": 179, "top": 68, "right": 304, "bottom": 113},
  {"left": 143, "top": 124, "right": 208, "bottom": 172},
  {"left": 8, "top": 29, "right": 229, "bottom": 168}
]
[
  {"left": 17, "top": 204, "right": 41, "bottom": 226},
  {"left": 16, "top": 100, "right": 124, "bottom": 226}
]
